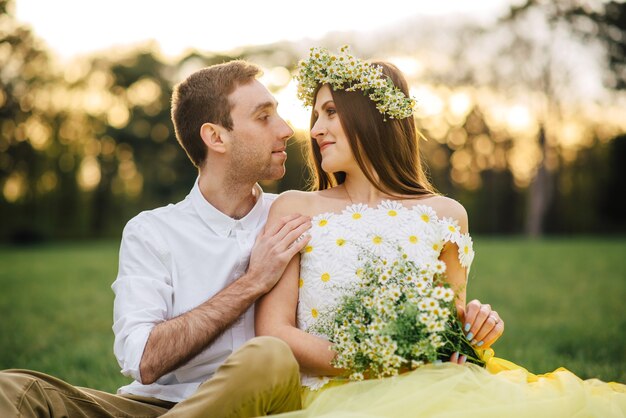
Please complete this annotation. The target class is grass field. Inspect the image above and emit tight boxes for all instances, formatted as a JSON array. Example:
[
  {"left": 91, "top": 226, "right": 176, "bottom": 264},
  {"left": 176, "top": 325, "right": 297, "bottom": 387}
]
[{"left": 0, "top": 238, "right": 624, "bottom": 394}]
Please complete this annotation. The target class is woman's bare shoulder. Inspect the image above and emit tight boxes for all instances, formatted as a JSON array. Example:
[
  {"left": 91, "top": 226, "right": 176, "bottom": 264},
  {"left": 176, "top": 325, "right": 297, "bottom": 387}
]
[
  {"left": 269, "top": 189, "right": 325, "bottom": 217},
  {"left": 428, "top": 195, "right": 467, "bottom": 219},
  {"left": 410, "top": 194, "right": 469, "bottom": 231},
  {"left": 270, "top": 188, "right": 349, "bottom": 218}
]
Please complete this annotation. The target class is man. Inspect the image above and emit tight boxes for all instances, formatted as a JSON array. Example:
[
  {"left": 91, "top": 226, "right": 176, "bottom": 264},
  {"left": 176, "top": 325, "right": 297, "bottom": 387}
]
[{"left": 0, "top": 60, "right": 311, "bottom": 417}]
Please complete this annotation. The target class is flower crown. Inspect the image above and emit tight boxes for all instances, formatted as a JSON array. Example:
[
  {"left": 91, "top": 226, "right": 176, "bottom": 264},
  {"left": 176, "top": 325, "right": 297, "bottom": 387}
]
[{"left": 295, "top": 46, "right": 415, "bottom": 120}]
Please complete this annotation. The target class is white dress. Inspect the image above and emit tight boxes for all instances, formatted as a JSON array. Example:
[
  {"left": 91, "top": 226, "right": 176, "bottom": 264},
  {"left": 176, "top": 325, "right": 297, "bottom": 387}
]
[
  {"left": 278, "top": 201, "right": 626, "bottom": 418},
  {"left": 297, "top": 201, "right": 474, "bottom": 390}
]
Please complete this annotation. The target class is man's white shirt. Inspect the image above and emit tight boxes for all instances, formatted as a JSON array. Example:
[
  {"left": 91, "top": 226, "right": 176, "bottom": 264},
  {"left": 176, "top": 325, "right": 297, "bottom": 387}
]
[{"left": 112, "top": 180, "right": 276, "bottom": 402}]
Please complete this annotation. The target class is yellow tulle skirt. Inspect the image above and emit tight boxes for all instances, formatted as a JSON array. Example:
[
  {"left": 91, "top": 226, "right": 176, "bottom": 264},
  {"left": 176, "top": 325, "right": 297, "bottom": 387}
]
[{"left": 278, "top": 351, "right": 626, "bottom": 418}]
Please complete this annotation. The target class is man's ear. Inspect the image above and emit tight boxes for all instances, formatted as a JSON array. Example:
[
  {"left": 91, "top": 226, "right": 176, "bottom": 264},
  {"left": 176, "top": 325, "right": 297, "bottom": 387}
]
[{"left": 200, "top": 122, "right": 227, "bottom": 154}]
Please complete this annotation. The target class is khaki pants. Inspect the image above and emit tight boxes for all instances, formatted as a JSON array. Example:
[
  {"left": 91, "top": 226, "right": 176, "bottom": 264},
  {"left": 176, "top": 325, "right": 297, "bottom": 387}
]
[{"left": 0, "top": 336, "right": 302, "bottom": 418}]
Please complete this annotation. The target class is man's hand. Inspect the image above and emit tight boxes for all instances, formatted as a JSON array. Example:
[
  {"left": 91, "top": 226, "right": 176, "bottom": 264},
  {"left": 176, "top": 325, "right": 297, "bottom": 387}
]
[
  {"left": 138, "top": 214, "right": 311, "bottom": 385},
  {"left": 247, "top": 214, "right": 311, "bottom": 293}
]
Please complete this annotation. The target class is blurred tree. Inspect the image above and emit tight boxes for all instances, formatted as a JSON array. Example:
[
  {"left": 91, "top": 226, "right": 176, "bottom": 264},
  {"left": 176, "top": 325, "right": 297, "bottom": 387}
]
[
  {"left": 600, "top": 1, "right": 626, "bottom": 89},
  {"left": 445, "top": 0, "right": 626, "bottom": 236},
  {"left": 1, "top": 3, "right": 623, "bottom": 241},
  {"left": 599, "top": 134, "right": 626, "bottom": 231},
  {"left": 0, "top": 0, "right": 67, "bottom": 242},
  {"left": 85, "top": 49, "right": 247, "bottom": 235},
  {"left": 521, "top": 0, "right": 626, "bottom": 90},
  {"left": 95, "top": 50, "right": 190, "bottom": 232},
  {"left": 277, "top": 132, "right": 311, "bottom": 193}
]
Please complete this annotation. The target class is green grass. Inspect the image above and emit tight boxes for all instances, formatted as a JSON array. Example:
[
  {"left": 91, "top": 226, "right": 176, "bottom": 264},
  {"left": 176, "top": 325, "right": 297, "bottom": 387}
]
[
  {"left": 0, "top": 241, "right": 132, "bottom": 393},
  {"left": 0, "top": 238, "right": 624, "bottom": 395},
  {"left": 468, "top": 237, "right": 626, "bottom": 383}
]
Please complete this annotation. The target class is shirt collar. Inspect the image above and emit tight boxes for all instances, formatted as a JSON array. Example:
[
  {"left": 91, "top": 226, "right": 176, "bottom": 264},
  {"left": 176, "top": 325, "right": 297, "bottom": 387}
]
[{"left": 190, "top": 179, "right": 267, "bottom": 237}]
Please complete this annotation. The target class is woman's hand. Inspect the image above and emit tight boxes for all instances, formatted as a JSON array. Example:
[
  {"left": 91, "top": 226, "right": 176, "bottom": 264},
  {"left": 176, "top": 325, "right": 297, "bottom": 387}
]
[
  {"left": 448, "top": 300, "right": 503, "bottom": 365},
  {"left": 458, "top": 299, "right": 504, "bottom": 350}
]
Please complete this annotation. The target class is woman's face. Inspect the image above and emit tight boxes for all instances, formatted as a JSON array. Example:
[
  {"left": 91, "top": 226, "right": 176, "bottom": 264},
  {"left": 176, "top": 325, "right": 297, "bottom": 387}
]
[{"left": 311, "top": 85, "right": 356, "bottom": 174}]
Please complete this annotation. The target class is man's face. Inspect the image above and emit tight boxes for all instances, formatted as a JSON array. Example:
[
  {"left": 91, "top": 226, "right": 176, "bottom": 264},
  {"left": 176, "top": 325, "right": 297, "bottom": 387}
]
[{"left": 224, "top": 80, "right": 294, "bottom": 182}]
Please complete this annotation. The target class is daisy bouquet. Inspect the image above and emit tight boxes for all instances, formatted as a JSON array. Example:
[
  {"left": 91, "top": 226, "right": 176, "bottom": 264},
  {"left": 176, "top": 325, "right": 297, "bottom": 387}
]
[{"left": 310, "top": 246, "right": 485, "bottom": 381}]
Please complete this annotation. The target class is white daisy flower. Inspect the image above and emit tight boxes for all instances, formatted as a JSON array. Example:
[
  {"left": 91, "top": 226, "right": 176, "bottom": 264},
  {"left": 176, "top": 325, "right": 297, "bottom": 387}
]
[
  {"left": 368, "top": 321, "right": 384, "bottom": 333},
  {"left": 414, "top": 280, "right": 429, "bottom": 296},
  {"left": 457, "top": 233, "right": 475, "bottom": 268},
  {"left": 299, "top": 262, "right": 315, "bottom": 287},
  {"left": 363, "top": 295, "right": 375, "bottom": 309},
  {"left": 297, "top": 279, "right": 337, "bottom": 331},
  {"left": 397, "top": 223, "right": 430, "bottom": 261},
  {"left": 320, "top": 226, "right": 359, "bottom": 264},
  {"left": 421, "top": 297, "right": 440, "bottom": 312},
  {"left": 424, "top": 235, "right": 446, "bottom": 257},
  {"left": 432, "top": 286, "right": 446, "bottom": 300},
  {"left": 385, "top": 284, "right": 402, "bottom": 301},
  {"left": 426, "top": 320, "right": 445, "bottom": 333},
  {"left": 429, "top": 333, "right": 443, "bottom": 347},
  {"left": 299, "top": 244, "right": 321, "bottom": 269},
  {"left": 297, "top": 296, "right": 322, "bottom": 331},
  {"left": 440, "top": 217, "right": 462, "bottom": 243},
  {"left": 349, "top": 372, "right": 365, "bottom": 381},
  {"left": 430, "top": 305, "right": 445, "bottom": 318},
  {"left": 433, "top": 260, "right": 447, "bottom": 274},
  {"left": 342, "top": 203, "right": 369, "bottom": 222},
  {"left": 362, "top": 226, "right": 396, "bottom": 257},
  {"left": 417, "top": 299, "right": 430, "bottom": 311},
  {"left": 417, "top": 312, "right": 430, "bottom": 325},
  {"left": 312, "top": 212, "right": 335, "bottom": 231},
  {"left": 442, "top": 288, "right": 455, "bottom": 302},
  {"left": 412, "top": 205, "right": 439, "bottom": 225},
  {"left": 306, "top": 258, "right": 349, "bottom": 290},
  {"left": 378, "top": 200, "right": 405, "bottom": 220},
  {"left": 300, "top": 241, "right": 316, "bottom": 256}
]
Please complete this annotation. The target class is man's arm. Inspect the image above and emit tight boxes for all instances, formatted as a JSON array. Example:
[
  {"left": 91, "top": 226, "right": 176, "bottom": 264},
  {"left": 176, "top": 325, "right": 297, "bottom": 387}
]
[{"left": 138, "top": 213, "right": 311, "bottom": 384}]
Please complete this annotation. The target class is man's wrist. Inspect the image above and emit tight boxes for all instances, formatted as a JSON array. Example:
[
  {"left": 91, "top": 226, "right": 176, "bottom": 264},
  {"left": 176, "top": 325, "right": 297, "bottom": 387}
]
[{"left": 239, "top": 268, "right": 272, "bottom": 298}]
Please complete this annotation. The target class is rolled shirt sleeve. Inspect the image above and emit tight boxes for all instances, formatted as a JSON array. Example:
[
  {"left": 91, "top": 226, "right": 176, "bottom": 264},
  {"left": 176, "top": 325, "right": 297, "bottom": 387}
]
[{"left": 112, "top": 214, "right": 173, "bottom": 383}]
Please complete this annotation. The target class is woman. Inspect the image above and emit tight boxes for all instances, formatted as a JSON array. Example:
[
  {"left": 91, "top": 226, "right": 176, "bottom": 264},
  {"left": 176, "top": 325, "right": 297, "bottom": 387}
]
[{"left": 256, "top": 46, "right": 626, "bottom": 417}]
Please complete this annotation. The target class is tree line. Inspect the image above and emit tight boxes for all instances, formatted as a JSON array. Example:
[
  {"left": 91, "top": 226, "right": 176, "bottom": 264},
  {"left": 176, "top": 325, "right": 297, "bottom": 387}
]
[{"left": 0, "top": 0, "right": 624, "bottom": 243}]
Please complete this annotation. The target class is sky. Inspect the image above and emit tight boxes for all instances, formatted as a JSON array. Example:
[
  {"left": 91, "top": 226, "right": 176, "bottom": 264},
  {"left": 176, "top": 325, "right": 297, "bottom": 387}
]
[{"left": 15, "top": 0, "right": 513, "bottom": 60}]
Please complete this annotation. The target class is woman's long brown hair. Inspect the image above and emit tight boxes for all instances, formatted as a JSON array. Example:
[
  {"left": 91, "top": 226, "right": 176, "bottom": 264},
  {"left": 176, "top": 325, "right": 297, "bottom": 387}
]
[{"left": 307, "top": 61, "right": 435, "bottom": 197}]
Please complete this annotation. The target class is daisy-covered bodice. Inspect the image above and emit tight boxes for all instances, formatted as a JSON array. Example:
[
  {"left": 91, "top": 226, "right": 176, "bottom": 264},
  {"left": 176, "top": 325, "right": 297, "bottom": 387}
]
[{"left": 297, "top": 200, "right": 475, "bottom": 389}]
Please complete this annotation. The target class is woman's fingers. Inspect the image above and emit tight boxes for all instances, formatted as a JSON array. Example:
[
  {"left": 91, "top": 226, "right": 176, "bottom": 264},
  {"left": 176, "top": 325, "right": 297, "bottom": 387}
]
[
  {"left": 475, "top": 317, "right": 505, "bottom": 349},
  {"left": 472, "top": 310, "right": 500, "bottom": 343},
  {"left": 464, "top": 301, "right": 490, "bottom": 341},
  {"left": 461, "top": 300, "right": 506, "bottom": 348},
  {"left": 462, "top": 300, "right": 482, "bottom": 333},
  {"left": 448, "top": 352, "right": 468, "bottom": 365}
]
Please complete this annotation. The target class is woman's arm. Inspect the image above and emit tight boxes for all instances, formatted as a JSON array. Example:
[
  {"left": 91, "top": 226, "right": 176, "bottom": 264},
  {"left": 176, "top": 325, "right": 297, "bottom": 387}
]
[
  {"left": 255, "top": 192, "right": 344, "bottom": 377},
  {"left": 436, "top": 196, "right": 470, "bottom": 307},
  {"left": 436, "top": 197, "right": 504, "bottom": 352}
]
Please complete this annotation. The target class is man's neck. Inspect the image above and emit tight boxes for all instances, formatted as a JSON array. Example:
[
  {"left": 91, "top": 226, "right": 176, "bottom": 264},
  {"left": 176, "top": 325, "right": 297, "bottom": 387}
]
[{"left": 197, "top": 171, "right": 259, "bottom": 220}]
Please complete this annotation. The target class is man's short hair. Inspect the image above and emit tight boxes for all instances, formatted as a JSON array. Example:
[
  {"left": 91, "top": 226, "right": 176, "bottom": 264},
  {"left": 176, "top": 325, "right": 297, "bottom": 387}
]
[{"left": 171, "top": 60, "right": 261, "bottom": 167}]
